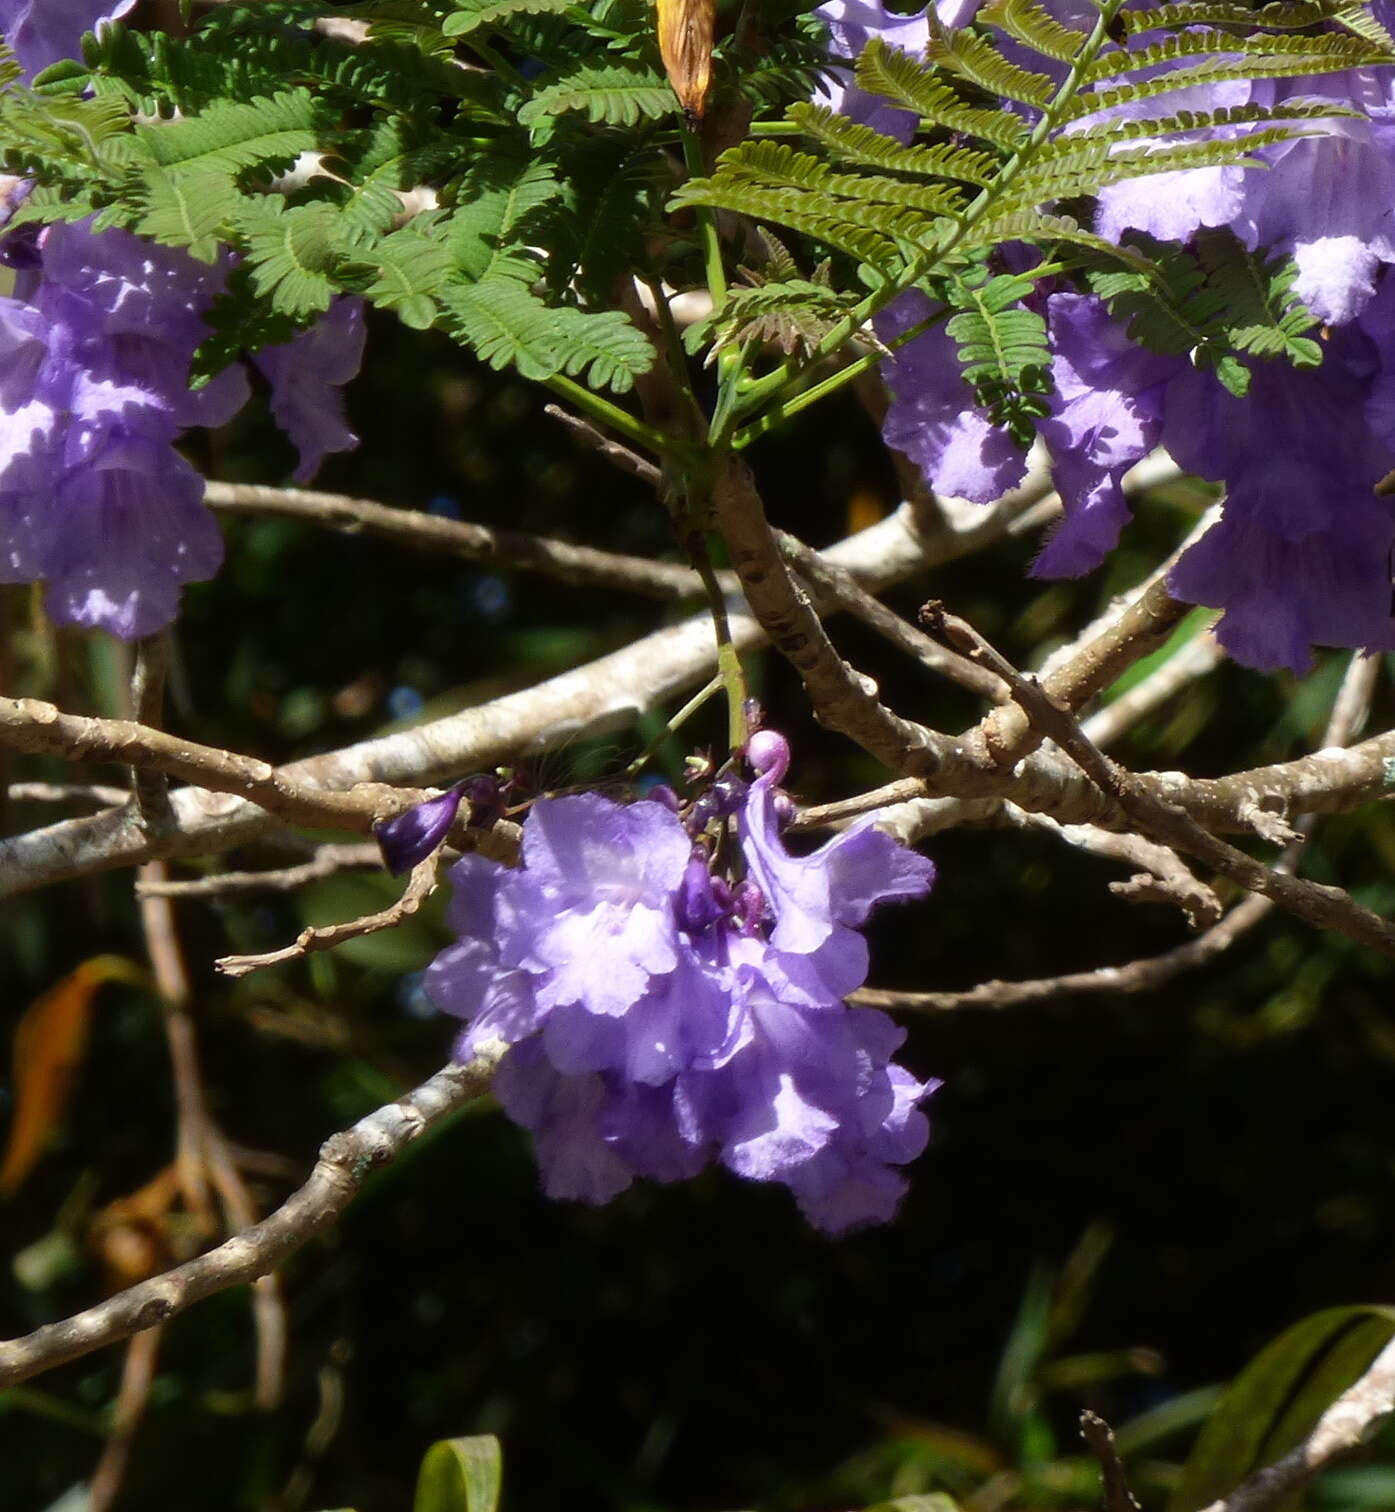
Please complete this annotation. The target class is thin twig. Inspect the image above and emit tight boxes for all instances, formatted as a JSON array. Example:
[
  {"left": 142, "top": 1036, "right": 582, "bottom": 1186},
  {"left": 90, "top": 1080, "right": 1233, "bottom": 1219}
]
[
  {"left": 130, "top": 631, "right": 174, "bottom": 830},
  {"left": 214, "top": 854, "right": 440, "bottom": 978},
  {"left": 1195, "top": 1334, "right": 1395, "bottom": 1512},
  {"left": 134, "top": 843, "right": 384, "bottom": 897},
  {"left": 853, "top": 891, "right": 1275, "bottom": 1011},
  {"left": 6, "top": 780, "right": 132, "bottom": 808},
  {"left": 0, "top": 1050, "right": 504, "bottom": 1389},
  {"left": 777, "top": 530, "right": 1009, "bottom": 704},
  {"left": 203, "top": 480, "right": 695, "bottom": 598},
  {"left": 87, "top": 1325, "right": 163, "bottom": 1512},
  {"left": 542, "top": 403, "right": 664, "bottom": 488},
  {"left": 857, "top": 652, "right": 1384, "bottom": 1009},
  {"left": 1081, "top": 1411, "right": 1142, "bottom": 1512}
]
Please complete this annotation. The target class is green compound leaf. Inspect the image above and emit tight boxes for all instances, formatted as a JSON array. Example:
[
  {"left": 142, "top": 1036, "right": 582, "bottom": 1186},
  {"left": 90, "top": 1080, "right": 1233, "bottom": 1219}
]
[
  {"left": 944, "top": 271, "right": 1053, "bottom": 447},
  {"left": 443, "top": 0, "right": 574, "bottom": 35},
  {"left": 1169, "top": 1306, "right": 1395, "bottom": 1512},
  {"left": 235, "top": 198, "right": 342, "bottom": 316},
  {"left": 854, "top": 39, "right": 1031, "bottom": 150},
  {"left": 517, "top": 58, "right": 677, "bottom": 127},
  {"left": 441, "top": 277, "right": 654, "bottom": 390},
  {"left": 414, "top": 1435, "right": 503, "bottom": 1512},
  {"left": 135, "top": 167, "right": 238, "bottom": 261},
  {"left": 135, "top": 87, "right": 328, "bottom": 177},
  {"left": 789, "top": 103, "right": 999, "bottom": 186}
]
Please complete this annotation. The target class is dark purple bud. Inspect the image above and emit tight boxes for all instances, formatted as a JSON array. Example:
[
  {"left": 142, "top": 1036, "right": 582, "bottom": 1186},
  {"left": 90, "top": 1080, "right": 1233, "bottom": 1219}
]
[
  {"left": 731, "top": 879, "right": 767, "bottom": 936},
  {"left": 646, "top": 783, "right": 681, "bottom": 813},
  {"left": 745, "top": 729, "right": 789, "bottom": 783},
  {"left": 772, "top": 791, "right": 797, "bottom": 831},
  {"left": 684, "top": 792, "right": 719, "bottom": 835},
  {"left": 374, "top": 785, "right": 467, "bottom": 874},
  {"left": 460, "top": 773, "right": 506, "bottom": 829},
  {"left": 712, "top": 772, "right": 747, "bottom": 816},
  {"left": 676, "top": 852, "right": 727, "bottom": 934}
]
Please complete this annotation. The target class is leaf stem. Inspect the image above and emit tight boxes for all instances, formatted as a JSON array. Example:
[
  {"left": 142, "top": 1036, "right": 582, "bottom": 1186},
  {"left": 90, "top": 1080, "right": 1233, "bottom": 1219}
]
[
  {"left": 543, "top": 375, "right": 669, "bottom": 455},
  {"left": 687, "top": 531, "right": 748, "bottom": 752}
]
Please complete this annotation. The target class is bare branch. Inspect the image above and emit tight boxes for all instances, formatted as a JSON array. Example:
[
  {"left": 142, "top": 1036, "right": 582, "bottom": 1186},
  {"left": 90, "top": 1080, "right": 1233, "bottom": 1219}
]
[
  {"left": 215, "top": 854, "right": 440, "bottom": 978},
  {"left": 542, "top": 403, "right": 664, "bottom": 488},
  {"left": 0, "top": 504, "right": 991, "bottom": 895},
  {"left": 0, "top": 1050, "right": 504, "bottom": 1389},
  {"left": 203, "top": 480, "right": 698, "bottom": 599},
  {"left": 1195, "top": 1333, "right": 1395, "bottom": 1512},
  {"left": 135, "top": 843, "right": 384, "bottom": 897},
  {"left": 853, "top": 891, "right": 1274, "bottom": 1011},
  {"left": 925, "top": 604, "right": 1395, "bottom": 957},
  {"left": 777, "top": 530, "right": 1010, "bottom": 704},
  {"left": 0, "top": 695, "right": 520, "bottom": 873}
]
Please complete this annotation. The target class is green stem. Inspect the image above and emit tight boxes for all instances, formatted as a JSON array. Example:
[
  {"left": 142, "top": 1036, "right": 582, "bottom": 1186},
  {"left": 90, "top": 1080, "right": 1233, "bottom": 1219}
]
[
  {"left": 732, "top": 0, "right": 1128, "bottom": 423},
  {"left": 624, "top": 674, "right": 724, "bottom": 778},
  {"left": 688, "top": 532, "right": 748, "bottom": 752},
  {"left": 733, "top": 303, "right": 954, "bottom": 449},
  {"left": 544, "top": 374, "right": 670, "bottom": 455}
]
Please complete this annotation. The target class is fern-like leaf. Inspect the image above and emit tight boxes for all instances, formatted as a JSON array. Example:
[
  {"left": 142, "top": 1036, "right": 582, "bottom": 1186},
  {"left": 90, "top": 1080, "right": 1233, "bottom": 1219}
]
[
  {"left": 517, "top": 58, "right": 676, "bottom": 127},
  {"left": 787, "top": 103, "right": 999, "bottom": 185},
  {"left": 944, "top": 271, "right": 1053, "bottom": 446},
  {"left": 925, "top": 19, "right": 1059, "bottom": 106},
  {"left": 685, "top": 279, "right": 859, "bottom": 359},
  {"left": 235, "top": 198, "right": 341, "bottom": 316},
  {"left": 443, "top": 0, "right": 574, "bottom": 35},
  {"left": 854, "top": 40, "right": 1030, "bottom": 150},
  {"left": 136, "top": 88, "right": 329, "bottom": 178},
  {"left": 978, "top": 0, "right": 1091, "bottom": 61},
  {"left": 440, "top": 276, "right": 654, "bottom": 389}
]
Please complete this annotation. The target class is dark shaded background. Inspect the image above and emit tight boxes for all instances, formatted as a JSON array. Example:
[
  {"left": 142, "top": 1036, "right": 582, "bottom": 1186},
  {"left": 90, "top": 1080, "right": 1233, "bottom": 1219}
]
[{"left": 4, "top": 303, "right": 1395, "bottom": 1512}]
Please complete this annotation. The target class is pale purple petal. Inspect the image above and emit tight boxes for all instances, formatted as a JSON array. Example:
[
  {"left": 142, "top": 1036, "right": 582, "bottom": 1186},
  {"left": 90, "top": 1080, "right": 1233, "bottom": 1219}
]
[{"left": 253, "top": 298, "right": 366, "bottom": 482}]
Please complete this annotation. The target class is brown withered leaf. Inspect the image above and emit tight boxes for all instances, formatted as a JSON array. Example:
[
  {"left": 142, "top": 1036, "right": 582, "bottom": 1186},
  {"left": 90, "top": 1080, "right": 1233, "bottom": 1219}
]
[
  {"left": 1, "top": 955, "right": 148, "bottom": 1198},
  {"left": 657, "top": 0, "right": 715, "bottom": 120}
]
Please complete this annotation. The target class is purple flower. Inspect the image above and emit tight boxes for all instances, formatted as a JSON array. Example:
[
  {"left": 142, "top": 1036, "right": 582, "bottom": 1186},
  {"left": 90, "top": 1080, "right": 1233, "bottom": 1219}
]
[
  {"left": 0, "top": 0, "right": 135, "bottom": 78},
  {"left": 0, "top": 221, "right": 246, "bottom": 636},
  {"left": 1095, "top": 73, "right": 1395, "bottom": 326},
  {"left": 879, "top": 290, "right": 1032, "bottom": 504},
  {"left": 426, "top": 737, "right": 937, "bottom": 1234},
  {"left": 252, "top": 298, "right": 366, "bottom": 482}
]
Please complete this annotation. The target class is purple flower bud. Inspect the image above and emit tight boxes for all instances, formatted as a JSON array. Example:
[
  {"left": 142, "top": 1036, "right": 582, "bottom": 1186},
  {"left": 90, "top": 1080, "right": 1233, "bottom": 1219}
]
[
  {"left": 712, "top": 772, "right": 747, "bottom": 815},
  {"left": 745, "top": 729, "right": 790, "bottom": 783},
  {"left": 460, "top": 773, "right": 506, "bottom": 829},
  {"left": 646, "top": 783, "right": 681, "bottom": 813},
  {"left": 676, "top": 852, "right": 727, "bottom": 934},
  {"left": 772, "top": 792, "right": 798, "bottom": 831},
  {"left": 374, "top": 784, "right": 466, "bottom": 874},
  {"left": 731, "top": 879, "right": 766, "bottom": 936}
]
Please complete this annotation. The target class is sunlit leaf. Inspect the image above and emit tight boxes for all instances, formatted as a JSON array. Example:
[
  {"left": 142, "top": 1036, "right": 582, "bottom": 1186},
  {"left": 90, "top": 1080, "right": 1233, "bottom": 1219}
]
[{"left": 414, "top": 1434, "right": 503, "bottom": 1512}]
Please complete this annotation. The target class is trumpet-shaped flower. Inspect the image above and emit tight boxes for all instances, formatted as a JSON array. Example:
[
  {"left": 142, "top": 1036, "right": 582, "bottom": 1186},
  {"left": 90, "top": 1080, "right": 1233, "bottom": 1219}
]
[{"left": 426, "top": 733, "right": 937, "bottom": 1233}]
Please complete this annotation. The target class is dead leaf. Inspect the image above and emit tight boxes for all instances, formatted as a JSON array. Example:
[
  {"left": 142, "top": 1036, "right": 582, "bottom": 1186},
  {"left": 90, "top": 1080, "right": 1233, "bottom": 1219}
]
[
  {"left": 1, "top": 955, "right": 148, "bottom": 1198},
  {"left": 658, "top": 0, "right": 715, "bottom": 120}
]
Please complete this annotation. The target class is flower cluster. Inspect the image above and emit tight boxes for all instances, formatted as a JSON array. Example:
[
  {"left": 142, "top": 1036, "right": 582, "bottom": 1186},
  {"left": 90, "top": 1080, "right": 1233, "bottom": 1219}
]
[
  {"left": 424, "top": 732, "right": 937, "bottom": 1234},
  {"left": 0, "top": 0, "right": 366, "bottom": 637},
  {"left": 821, "top": 0, "right": 1395, "bottom": 675}
]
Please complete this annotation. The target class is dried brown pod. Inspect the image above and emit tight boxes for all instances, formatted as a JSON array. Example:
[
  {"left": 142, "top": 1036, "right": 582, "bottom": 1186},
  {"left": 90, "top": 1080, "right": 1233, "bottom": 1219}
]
[{"left": 657, "top": 0, "right": 716, "bottom": 120}]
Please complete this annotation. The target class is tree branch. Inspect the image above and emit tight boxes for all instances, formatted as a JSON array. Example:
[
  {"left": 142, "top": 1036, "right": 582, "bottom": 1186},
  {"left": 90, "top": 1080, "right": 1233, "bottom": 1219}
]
[
  {"left": 0, "top": 1050, "right": 504, "bottom": 1390},
  {"left": 202, "top": 480, "right": 698, "bottom": 599},
  {"left": 925, "top": 605, "right": 1395, "bottom": 957}
]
